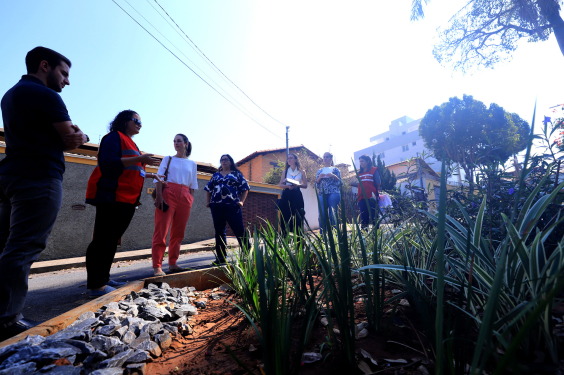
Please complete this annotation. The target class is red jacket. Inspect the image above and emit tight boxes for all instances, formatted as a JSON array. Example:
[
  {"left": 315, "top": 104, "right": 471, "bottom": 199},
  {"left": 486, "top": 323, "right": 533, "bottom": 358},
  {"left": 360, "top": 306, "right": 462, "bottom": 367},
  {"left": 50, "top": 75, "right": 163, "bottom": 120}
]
[
  {"left": 357, "top": 167, "right": 378, "bottom": 201},
  {"left": 86, "top": 131, "right": 145, "bottom": 205}
]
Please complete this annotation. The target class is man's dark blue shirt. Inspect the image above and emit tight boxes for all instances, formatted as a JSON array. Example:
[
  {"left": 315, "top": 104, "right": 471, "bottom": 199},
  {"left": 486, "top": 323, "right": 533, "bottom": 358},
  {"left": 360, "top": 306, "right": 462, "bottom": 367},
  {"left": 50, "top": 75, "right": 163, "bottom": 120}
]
[{"left": 0, "top": 75, "right": 71, "bottom": 180}]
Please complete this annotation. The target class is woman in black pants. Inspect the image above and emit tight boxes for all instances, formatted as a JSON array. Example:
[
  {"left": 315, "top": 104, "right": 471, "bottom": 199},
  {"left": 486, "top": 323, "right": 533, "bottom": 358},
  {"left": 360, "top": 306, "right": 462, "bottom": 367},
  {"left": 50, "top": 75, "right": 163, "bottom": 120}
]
[
  {"left": 278, "top": 153, "right": 308, "bottom": 236},
  {"left": 204, "top": 154, "right": 250, "bottom": 265},
  {"left": 84, "top": 110, "right": 161, "bottom": 296}
]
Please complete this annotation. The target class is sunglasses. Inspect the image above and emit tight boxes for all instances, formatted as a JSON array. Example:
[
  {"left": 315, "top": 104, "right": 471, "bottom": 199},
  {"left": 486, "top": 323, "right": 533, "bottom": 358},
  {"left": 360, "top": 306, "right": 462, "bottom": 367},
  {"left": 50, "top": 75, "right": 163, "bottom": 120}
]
[
  {"left": 130, "top": 118, "right": 142, "bottom": 126},
  {"left": 220, "top": 158, "right": 230, "bottom": 162}
]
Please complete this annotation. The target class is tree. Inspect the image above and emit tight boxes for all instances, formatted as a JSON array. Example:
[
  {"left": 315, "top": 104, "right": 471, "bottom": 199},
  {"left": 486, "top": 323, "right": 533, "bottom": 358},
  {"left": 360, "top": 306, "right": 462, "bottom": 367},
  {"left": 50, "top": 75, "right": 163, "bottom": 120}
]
[
  {"left": 263, "top": 160, "right": 285, "bottom": 185},
  {"left": 374, "top": 155, "right": 397, "bottom": 191},
  {"left": 411, "top": 0, "right": 564, "bottom": 72},
  {"left": 419, "top": 94, "right": 530, "bottom": 193}
]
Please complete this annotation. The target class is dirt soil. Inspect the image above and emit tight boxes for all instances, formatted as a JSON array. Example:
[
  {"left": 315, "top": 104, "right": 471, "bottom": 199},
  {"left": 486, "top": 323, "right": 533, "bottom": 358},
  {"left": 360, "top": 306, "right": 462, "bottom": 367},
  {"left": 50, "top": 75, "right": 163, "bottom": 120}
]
[{"left": 146, "top": 280, "right": 436, "bottom": 375}]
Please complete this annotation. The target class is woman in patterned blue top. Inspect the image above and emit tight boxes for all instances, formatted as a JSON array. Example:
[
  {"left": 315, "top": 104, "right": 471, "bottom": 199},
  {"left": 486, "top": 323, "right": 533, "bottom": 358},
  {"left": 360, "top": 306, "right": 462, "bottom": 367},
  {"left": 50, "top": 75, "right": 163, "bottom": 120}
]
[
  {"left": 205, "top": 154, "right": 250, "bottom": 264},
  {"left": 315, "top": 152, "right": 342, "bottom": 232}
]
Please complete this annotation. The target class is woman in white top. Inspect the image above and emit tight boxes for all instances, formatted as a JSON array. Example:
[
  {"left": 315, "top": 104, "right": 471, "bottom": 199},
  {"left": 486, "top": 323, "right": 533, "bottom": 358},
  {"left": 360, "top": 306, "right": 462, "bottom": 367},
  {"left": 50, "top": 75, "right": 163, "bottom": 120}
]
[
  {"left": 277, "top": 153, "right": 307, "bottom": 235},
  {"left": 152, "top": 134, "right": 198, "bottom": 276}
]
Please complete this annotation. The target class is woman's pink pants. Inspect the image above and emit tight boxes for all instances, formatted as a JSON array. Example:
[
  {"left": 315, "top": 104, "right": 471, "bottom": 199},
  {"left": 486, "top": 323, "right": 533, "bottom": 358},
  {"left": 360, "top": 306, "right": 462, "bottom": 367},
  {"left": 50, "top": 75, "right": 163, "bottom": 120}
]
[{"left": 152, "top": 183, "right": 193, "bottom": 268}]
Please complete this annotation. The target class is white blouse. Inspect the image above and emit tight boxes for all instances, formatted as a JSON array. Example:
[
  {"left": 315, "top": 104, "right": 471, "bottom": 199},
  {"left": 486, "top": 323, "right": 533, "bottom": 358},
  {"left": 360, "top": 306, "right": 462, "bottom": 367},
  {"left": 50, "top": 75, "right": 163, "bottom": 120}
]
[
  {"left": 154, "top": 156, "right": 198, "bottom": 189},
  {"left": 286, "top": 167, "right": 303, "bottom": 185}
]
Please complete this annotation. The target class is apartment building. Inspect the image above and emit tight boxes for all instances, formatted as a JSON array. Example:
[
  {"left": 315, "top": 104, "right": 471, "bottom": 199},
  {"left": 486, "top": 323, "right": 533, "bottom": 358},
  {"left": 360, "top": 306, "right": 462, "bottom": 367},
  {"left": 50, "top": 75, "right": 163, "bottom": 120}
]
[{"left": 353, "top": 116, "right": 464, "bottom": 185}]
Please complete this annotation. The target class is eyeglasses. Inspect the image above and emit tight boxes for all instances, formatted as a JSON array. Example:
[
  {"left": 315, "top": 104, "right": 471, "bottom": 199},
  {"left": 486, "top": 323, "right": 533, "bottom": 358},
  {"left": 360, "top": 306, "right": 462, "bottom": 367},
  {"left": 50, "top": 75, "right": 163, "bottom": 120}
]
[
  {"left": 220, "top": 158, "right": 230, "bottom": 162},
  {"left": 130, "top": 118, "right": 142, "bottom": 126}
]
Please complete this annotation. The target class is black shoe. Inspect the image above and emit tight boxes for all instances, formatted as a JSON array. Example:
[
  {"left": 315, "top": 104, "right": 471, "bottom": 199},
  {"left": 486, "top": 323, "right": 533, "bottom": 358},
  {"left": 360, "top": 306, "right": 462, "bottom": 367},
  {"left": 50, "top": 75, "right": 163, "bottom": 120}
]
[
  {"left": 0, "top": 318, "right": 39, "bottom": 342},
  {"left": 212, "top": 259, "right": 227, "bottom": 266}
]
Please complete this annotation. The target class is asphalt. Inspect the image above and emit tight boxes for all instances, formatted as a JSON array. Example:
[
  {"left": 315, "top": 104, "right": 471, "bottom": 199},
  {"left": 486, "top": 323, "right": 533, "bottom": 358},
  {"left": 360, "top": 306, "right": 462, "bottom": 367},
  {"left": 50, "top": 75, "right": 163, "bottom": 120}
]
[{"left": 24, "top": 238, "right": 238, "bottom": 323}]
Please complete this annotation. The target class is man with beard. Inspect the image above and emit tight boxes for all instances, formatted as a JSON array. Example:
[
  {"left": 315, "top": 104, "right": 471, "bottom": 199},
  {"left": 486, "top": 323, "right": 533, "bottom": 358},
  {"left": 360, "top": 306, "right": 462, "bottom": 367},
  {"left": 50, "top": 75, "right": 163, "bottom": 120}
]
[{"left": 0, "top": 47, "right": 88, "bottom": 340}]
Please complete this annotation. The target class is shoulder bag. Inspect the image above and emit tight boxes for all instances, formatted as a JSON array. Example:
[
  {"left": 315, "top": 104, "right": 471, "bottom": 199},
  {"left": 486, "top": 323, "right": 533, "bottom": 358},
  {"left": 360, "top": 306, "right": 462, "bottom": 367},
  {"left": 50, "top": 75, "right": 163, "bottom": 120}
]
[{"left": 151, "top": 156, "right": 172, "bottom": 201}]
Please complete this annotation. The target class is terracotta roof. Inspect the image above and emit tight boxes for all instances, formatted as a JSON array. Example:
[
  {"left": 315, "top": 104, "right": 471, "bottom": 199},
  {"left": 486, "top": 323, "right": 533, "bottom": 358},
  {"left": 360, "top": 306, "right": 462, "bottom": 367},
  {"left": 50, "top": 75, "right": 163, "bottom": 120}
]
[
  {"left": 0, "top": 129, "right": 218, "bottom": 174},
  {"left": 236, "top": 145, "right": 320, "bottom": 166}
]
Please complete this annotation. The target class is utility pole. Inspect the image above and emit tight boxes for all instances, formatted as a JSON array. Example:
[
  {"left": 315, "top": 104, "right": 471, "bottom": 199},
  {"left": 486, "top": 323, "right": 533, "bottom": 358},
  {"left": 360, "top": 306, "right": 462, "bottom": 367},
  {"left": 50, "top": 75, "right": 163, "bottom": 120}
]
[{"left": 286, "top": 126, "right": 289, "bottom": 157}]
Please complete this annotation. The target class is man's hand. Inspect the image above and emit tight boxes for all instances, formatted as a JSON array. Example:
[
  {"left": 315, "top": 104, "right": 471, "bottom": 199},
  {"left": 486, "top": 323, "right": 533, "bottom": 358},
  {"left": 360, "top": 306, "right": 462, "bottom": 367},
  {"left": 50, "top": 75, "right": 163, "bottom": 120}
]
[{"left": 140, "top": 154, "right": 160, "bottom": 166}]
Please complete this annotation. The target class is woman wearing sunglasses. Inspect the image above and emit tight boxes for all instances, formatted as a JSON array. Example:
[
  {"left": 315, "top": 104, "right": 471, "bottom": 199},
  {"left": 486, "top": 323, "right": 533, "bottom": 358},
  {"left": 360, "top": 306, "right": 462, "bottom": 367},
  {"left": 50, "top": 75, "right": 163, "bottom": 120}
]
[
  {"left": 85, "top": 110, "right": 161, "bottom": 296},
  {"left": 151, "top": 134, "right": 197, "bottom": 276},
  {"left": 204, "top": 154, "right": 250, "bottom": 265},
  {"left": 278, "top": 153, "right": 308, "bottom": 236}
]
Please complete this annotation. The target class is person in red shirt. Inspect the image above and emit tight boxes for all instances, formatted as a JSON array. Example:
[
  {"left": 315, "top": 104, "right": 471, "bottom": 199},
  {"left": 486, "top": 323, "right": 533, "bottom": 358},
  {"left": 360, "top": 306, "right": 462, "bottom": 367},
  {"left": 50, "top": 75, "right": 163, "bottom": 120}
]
[{"left": 357, "top": 155, "right": 381, "bottom": 229}]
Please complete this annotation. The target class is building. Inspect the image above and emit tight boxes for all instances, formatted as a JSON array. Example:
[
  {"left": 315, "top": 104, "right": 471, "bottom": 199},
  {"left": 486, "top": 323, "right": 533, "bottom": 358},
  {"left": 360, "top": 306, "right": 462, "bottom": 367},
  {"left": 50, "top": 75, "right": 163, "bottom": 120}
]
[
  {"left": 353, "top": 116, "right": 464, "bottom": 186},
  {"left": 237, "top": 145, "right": 320, "bottom": 183},
  {"left": 0, "top": 130, "right": 281, "bottom": 260}
]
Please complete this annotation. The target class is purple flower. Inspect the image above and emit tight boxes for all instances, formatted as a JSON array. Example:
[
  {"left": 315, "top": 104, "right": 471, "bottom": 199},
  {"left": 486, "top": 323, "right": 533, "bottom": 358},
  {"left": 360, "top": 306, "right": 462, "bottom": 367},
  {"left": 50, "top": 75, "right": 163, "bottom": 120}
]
[{"left": 508, "top": 188, "right": 514, "bottom": 195}]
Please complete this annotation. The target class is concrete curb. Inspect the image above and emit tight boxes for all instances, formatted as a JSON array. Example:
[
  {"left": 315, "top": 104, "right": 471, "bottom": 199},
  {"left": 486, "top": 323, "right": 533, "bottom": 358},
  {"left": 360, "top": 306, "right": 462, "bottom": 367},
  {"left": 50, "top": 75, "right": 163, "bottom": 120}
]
[{"left": 30, "top": 240, "right": 235, "bottom": 275}]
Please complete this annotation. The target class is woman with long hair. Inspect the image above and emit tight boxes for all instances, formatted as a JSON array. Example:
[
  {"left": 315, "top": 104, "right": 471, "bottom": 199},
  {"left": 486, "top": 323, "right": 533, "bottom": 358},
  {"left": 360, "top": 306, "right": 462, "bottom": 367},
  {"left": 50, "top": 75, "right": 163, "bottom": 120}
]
[
  {"left": 315, "top": 152, "right": 342, "bottom": 232},
  {"left": 357, "top": 155, "right": 381, "bottom": 229},
  {"left": 278, "top": 153, "right": 307, "bottom": 235},
  {"left": 85, "top": 110, "right": 161, "bottom": 296},
  {"left": 151, "top": 134, "right": 198, "bottom": 276},
  {"left": 204, "top": 154, "right": 250, "bottom": 264}
]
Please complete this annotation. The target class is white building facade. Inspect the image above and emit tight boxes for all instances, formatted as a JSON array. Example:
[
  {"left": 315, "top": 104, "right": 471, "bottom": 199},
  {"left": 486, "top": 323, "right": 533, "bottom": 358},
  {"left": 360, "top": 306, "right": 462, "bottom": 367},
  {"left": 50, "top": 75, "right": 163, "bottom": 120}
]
[{"left": 353, "top": 116, "right": 464, "bottom": 186}]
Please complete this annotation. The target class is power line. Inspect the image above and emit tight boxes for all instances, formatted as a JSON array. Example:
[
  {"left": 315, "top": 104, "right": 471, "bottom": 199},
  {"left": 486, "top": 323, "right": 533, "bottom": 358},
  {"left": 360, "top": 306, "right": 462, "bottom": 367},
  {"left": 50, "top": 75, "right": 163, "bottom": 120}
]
[
  {"left": 152, "top": 0, "right": 288, "bottom": 129},
  {"left": 110, "top": 0, "right": 283, "bottom": 140},
  {"left": 122, "top": 0, "right": 264, "bottom": 126}
]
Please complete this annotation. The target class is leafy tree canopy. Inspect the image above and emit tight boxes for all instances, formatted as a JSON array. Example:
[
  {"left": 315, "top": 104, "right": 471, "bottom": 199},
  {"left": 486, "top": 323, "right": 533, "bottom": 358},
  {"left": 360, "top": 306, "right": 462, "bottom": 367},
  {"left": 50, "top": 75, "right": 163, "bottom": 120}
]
[
  {"left": 419, "top": 94, "right": 530, "bottom": 190},
  {"left": 374, "top": 155, "right": 397, "bottom": 191},
  {"left": 411, "top": 0, "right": 564, "bottom": 72}
]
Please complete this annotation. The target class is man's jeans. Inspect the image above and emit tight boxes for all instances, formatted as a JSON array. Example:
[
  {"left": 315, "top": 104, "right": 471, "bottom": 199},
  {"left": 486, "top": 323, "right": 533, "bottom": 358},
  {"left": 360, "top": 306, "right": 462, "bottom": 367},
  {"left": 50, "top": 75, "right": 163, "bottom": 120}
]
[{"left": 0, "top": 175, "right": 62, "bottom": 326}]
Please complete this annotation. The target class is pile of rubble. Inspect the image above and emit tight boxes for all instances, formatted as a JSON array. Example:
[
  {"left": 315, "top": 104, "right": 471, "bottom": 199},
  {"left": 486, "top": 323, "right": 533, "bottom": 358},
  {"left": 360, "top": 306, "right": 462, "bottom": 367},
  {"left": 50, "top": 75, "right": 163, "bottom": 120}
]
[{"left": 0, "top": 283, "right": 207, "bottom": 375}]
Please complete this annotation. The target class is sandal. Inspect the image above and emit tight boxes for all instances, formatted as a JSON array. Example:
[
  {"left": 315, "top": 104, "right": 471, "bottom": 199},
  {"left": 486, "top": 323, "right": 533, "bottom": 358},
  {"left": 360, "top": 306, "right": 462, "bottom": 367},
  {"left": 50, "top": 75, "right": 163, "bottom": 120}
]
[
  {"left": 153, "top": 271, "right": 166, "bottom": 277},
  {"left": 168, "top": 267, "right": 186, "bottom": 274}
]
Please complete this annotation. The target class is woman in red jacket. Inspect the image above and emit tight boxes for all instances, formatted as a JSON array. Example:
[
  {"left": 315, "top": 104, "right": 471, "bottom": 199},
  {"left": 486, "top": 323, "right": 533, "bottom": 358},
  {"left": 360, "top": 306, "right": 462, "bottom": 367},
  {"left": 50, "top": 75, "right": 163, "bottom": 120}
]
[
  {"left": 85, "top": 110, "right": 161, "bottom": 296},
  {"left": 357, "top": 155, "right": 381, "bottom": 229}
]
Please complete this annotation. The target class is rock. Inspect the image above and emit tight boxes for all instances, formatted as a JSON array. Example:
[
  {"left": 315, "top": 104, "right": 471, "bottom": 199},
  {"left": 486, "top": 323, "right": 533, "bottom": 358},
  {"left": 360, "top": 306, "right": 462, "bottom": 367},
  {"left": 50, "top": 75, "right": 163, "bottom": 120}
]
[
  {"left": 126, "top": 306, "right": 138, "bottom": 317},
  {"left": 135, "top": 341, "right": 161, "bottom": 358},
  {"left": 103, "top": 316, "right": 121, "bottom": 326},
  {"left": 141, "top": 322, "right": 162, "bottom": 337},
  {"left": 107, "top": 344, "right": 128, "bottom": 357},
  {"left": 180, "top": 324, "right": 193, "bottom": 336},
  {"left": 37, "top": 365, "right": 82, "bottom": 374},
  {"left": 160, "top": 282, "right": 170, "bottom": 289},
  {"left": 0, "top": 336, "right": 44, "bottom": 365},
  {"left": 355, "top": 322, "right": 369, "bottom": 335},
  {"left": 63, "top": 340, "right": 96, "bottom": 355},
  {"left": 147, "top": 284, "right": 159, "bottom": 290},
  {"left": 417, "top": 365, "right": 430, "bottom": 375},
  {"left": 399, "top": 299, "right": 410, "bottom": 307},
  {"left": 138, "top": 306, "right": 165, "bottom": 321},
  {"left": 129, "top": 332, "right": 151, "bottom": 349},
  {"left": 122, "top": 331, "right": 136, "bottom": 345},
  {"left": 219, "top": 284, "right": 233, "bottom": 292},
  {"left": 48, "top": 329, "right": 91, "bottom": 342},
  {"left": 168, "top": 289, "right": 178, "bottom": 298},
  {"left": 123, "top": 350, "right": 153, "bottom": 364},
  {"left": 77, "top": 311, "right": 96, "bottom": 321},
  {"left": 82, "top": 350, "right": 107, "bottom": 369},
  {"left": 162, "top": 324, "right": 178, "bottom": 336},
  {"left": 0, "top": 362, "right": 36, "bottom": 375},
  {"left": 97, "top": 325, "right": 119, "bottom": 336},
  {"left": 173, "top": 305, "right": 197, "bottom": 318},
  {"left": 320, "top": 317, "right": 328, "bottom": 326},
  {"left": 133, "top": 297, "right": 147, "bottom": 306},
  {"left": 68, "top": 317, "right": 102, "bottom": 332},
  {"left": 90, "top": 335, "right": 122, "bottom": 352},
  {"left": 113, "top": 325, "right": 128, "bottom": 339},
  {"left": 188, "top": 287, "right": 196, "bottom": 292},
  {"left": 90, "top": 368, "right": 124, "bottom": 375},
  {"left": 154, "top": 332, "right": 171, "bottom": 351},
  {"left": 210, "top": 294, "right": 220, "bottom": 301},
  {"left": 125, "top": 363, "right": 147, "bottom": 375},
  {"left": 98, "top": 348, "right": 135, "bottom": 369},
  {"left": 195, "top": 300, "right": 206, "bottom": 309}
]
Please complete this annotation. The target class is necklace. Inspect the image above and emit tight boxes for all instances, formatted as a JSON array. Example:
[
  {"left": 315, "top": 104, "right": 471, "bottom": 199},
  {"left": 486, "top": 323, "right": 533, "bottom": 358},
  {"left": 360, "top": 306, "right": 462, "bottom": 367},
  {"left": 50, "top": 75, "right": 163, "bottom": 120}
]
[{"left": 288, "top": 167, "right": 300, "bottom": 180}]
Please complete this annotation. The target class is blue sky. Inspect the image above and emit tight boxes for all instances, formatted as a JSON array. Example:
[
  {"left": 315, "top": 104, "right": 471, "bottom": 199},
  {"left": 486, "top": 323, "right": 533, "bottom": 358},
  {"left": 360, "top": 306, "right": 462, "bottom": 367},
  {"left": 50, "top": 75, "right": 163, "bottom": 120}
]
[{"left": 1, "top": 1, "right": 562, "bottom": 171}]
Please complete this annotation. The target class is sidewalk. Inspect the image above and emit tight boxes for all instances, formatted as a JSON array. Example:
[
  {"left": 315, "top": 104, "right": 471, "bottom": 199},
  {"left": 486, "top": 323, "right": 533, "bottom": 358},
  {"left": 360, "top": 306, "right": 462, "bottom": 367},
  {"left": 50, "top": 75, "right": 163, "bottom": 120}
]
[{"left": 30, "top": 237, "right": 239, "bottom": 275}]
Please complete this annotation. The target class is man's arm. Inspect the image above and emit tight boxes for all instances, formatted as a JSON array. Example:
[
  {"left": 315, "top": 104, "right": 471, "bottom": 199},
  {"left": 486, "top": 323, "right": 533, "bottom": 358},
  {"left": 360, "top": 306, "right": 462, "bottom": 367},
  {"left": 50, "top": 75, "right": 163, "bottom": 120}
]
[{"left": 53, "top": 121, "right": 88, "bottom": 151}]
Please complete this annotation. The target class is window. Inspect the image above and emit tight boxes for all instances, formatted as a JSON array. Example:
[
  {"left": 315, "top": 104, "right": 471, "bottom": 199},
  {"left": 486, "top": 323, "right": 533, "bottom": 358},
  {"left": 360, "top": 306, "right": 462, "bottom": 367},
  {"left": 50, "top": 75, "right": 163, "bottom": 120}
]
[
  {"left": 412, "top": 141, "right": 416, "bottom": 146},
  {"left": 402, "top": 144, "right": 409, "bottom": 152}
]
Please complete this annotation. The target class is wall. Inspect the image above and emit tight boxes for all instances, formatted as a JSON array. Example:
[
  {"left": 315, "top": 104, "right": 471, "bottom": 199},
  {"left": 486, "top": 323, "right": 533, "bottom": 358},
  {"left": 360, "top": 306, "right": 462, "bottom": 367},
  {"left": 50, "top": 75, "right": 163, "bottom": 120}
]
[
  {"left": 0, "top": 153, "right": 280, "bottom": 260},
  {"left": 302, "top": 185, "right": 320, "bottom": 230},
  {"left": 239, "top": 150, "right": 289, "bottom": 183}
]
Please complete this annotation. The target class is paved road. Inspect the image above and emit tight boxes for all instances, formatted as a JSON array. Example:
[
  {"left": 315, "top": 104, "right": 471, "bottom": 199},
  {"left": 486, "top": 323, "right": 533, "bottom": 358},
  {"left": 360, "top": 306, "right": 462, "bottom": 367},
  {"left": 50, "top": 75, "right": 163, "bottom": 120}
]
[{"left": 25, "top": 250, "right": 222, "bottom": 323}]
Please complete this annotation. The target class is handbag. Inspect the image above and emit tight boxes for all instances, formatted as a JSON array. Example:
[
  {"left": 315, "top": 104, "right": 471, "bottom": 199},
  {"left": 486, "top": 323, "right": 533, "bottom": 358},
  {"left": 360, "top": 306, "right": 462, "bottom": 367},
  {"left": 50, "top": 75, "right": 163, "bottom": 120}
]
[{"left": 151, "top": 156, "right": 172, "bottom": 201}]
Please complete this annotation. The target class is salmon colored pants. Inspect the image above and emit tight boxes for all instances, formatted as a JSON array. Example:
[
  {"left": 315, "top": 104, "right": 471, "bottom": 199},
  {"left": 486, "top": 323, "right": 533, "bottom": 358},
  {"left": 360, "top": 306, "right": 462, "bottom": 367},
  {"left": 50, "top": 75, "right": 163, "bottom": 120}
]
[{"left": 152, "top": 183, "right": 194, "bottom": 268}]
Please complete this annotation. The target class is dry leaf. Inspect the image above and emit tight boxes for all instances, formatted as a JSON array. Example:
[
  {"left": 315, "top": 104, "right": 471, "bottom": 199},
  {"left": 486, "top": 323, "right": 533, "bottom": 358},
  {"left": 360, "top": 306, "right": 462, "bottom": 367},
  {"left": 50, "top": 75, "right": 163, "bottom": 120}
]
[
  {"left": 384, "top": 358, "right": 408, "bottom": 363},
  {"left": 249, "top": 344, "right": 258, "bottom": 352},
  {"left": 358, "top": 360, "right": 372, "bottom": 374},
  {"left": 360, "top": 349, "right": 378, "bottom": 366},
  {"left": 302, "top": 352, "right": 323, "bottom": 363},
  {"left": 355, "top": 328, "right": 368, "bottom": 340}
]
